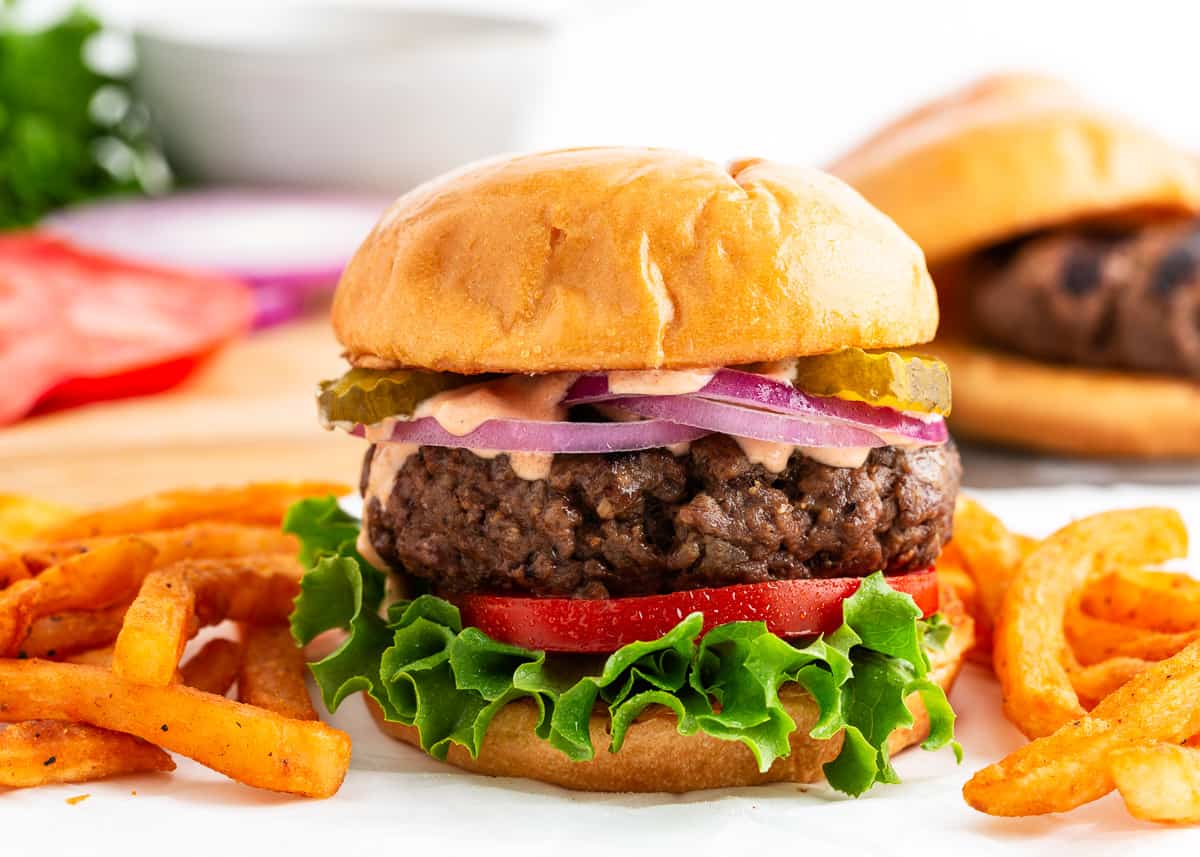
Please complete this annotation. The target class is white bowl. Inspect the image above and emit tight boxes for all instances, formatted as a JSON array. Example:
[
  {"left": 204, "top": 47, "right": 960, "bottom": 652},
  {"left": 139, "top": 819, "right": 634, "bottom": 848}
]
[{"left": 133, "top": 3, "right": 554, "bottom": 193}]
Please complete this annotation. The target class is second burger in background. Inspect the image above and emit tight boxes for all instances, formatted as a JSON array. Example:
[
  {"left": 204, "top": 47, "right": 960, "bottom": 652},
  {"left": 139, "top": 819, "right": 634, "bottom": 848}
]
[
  {"left": 833, "top": 74, "right": 1200, "bottom": 457},
  {"left": 289, "top": 148, "right": 971, "bottom": 795}
]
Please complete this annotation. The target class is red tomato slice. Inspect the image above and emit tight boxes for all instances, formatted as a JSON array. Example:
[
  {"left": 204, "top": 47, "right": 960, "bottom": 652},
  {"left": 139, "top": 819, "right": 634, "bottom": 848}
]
[
  {"left": 455, "top": 568, "right": 939, "bottom": 653},
  {"left": 0, "top": 232, "right": 253, "bottom": 424}
]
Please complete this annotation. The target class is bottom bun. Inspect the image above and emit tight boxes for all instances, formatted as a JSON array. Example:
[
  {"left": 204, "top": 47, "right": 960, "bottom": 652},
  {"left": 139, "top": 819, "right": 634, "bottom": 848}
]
[
  {"left": 369, "top": 592, "right": 973, "bottom": 793},
  {"left": 934, "top": 339, "right": 1200, "bottom": 458}
]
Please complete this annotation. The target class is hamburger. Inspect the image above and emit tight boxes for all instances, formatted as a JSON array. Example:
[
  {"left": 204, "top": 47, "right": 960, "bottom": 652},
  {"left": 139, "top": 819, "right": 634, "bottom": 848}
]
[
  {"left": 832, "top": 74, "right": 1200, "bottom": 457},
  {"left": 287, "top": 147, "right": 971, "bottom": 794}
]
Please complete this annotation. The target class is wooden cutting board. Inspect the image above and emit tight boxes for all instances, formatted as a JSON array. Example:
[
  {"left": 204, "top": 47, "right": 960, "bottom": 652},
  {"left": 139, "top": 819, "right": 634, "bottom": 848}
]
[{"left": 0, "top": 316, "right": 364, "bottom": 505}]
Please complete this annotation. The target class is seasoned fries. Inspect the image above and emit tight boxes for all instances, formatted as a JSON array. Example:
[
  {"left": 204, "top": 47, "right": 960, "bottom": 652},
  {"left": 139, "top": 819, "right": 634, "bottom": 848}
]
[
  {"left": 64, "top": 645, "right": 115, "bottom": 668},
  {"left": 0, "top": 580, "right": 39, "bottom": 659},
  {"left": 0, "top": 660, "right": 351, "bottom": 797},
  {"left": 0, "top": 720, "right": 174, "bottom": 787},
  {"left": 0, "top": 483, "right": 355, "bottom": 798},
  {"left": 949, "top": 497, "right": 1035, "bottom": 660},
  {"left": 22, "top": 522, "right": 297, "bottom": 574},
  {"left": 1111, "top": 744, "right": 1200, "bottom": 824},
  {"left": 1068, "top": 656, "right": 1150, "bottom": 708},
  {"left": 180, "top": 639, "right": 242, "bottom": 696},
  {"left": 0, "top": 538, "right": 157, "bottom": 656},
  {"left": 113, "top": 570, "right": 196, "bottom": 687},
  {"left": 20, "top": 605, "right": 128, "bottom": 659},
  {"left": 0, "top": 495, "right": 76, "bottom": 545},
  {"left": 965, "top": 637, "right": 1200, "bottom": 816},
  {"left": 1065, "top": 601, "right": 1199, "bottom": 665},
  {"left": 15, "top": 554, "right": 300, "bottom": 658},
  {"left": 35, "top": 482, "right": 348, "bottom": 542},
  {"left": 0, "top": 549, "right": 30, "bottom": 588},
  {"left": 184, "top": 554, "right": 304, "bottom": 626},
  {"left": 994, "top": 508, "right": 1187, "bottom": 739},
  {"left": 1081, "top": 567, "right": 1200, "bottom": 633},
  {"left": 238, "top": 624, "right": 317, "bottom": 721}
]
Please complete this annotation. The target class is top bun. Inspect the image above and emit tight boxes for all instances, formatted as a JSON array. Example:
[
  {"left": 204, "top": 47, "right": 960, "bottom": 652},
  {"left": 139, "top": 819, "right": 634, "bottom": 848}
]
[
  {"left": 831, "top": 75, "right": 1200, "bottom": 267},
  {"left": 333, "top": 148, "right": 938, "bottom": 373}
]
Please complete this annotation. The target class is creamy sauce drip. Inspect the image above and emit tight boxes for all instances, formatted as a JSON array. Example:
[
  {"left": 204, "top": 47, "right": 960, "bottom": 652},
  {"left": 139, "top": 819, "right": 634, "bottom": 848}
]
[
  {"left": 358, "top": 442, "right": 417, "bottom": 570},
  {"left": 417, "top": 374, "right": 575, "bottom": 435},
  {"left": 732, "top": 437, "right": 871, "bottom": 472},
  {"left": 607, "top": 369, "right": 716, "bottom": 396},
  {"left": 465, "top": 448, "right": 555, "bottom": 481},
  {"left": 746, "top": 358, "right": 797, "bottom": 385}
]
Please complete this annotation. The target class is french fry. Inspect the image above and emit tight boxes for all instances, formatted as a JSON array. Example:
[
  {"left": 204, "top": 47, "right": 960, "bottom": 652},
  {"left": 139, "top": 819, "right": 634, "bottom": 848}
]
[
  {"left": 22, "top": 523, "right": 298, "bottom": 575},
  {"left": 0, "top": 580, "right": 39, "bottom": 658},
  {"left": 238, "top": 624, "right": 317, "bottom": 721},
  {"left": 185, "top": 554, "right": 303, "bottom": 626},
  {"left": 0, "top": 548, "right": 30, "bottom": 589},
  {"left": 112, "top": 570, "right": 196, "bottom": 687},
  {"left": 950, "top": 497, "right": 1035, "bottom": 652},
  {"left": 964, "top": 637, "right": 1200, "bottom": 816},
  {"left": 1081, "top": 567, "right": 1200, "bottom": 633},
  {"left": 994, "top": 508, "right": 1187, "bottom": 739},
  {"left": 180, "top": 639, "right": 242, "bottom": 696},
  {"left": 32, "top": 538, "right": 157, "bottom": 613},
  {"left": 63, "top": 645, "right": 114, "bottom": 668},
  {"left": 1066, "top": 600, "right": 1199, "bottom": 665},
  {"left": 0, "top": 720, "right": 174, "bottom": 787},
  {"left": 17, "top": 553, "right": 299, "bottom": 659},
  {"left": 1068, "top": 657, "right": 1150, "bottom": 708},
  {"left": 1110, "top": 744, "right": 1200, "bottom": 824},
  {"left": 35, "top": 482, "right": 348, "bottom": 542},
  {"left": 0, "top": 539, "right": 157, "bottom": 656},
  {"left": 0, "top": 660, "right": 350, "bottom": 798},
  {"left": 0, "top": 495, "right": 76, "bottom": 545},
  {"left": 19, "top": 605, "right": 128, "bottom": 659}
]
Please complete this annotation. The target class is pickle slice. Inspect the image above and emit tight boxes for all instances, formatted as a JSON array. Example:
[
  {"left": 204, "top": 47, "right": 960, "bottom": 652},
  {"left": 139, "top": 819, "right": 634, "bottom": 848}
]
[
  {"left": 317, "top": 368, "right": 479, "bottom": 426},
  {"left": 787, "top": 348, "right": 952, "bottom": 416}
]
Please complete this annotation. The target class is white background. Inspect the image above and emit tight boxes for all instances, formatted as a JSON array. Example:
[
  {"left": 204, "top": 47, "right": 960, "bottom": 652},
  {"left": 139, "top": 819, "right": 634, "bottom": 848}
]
[
  {"left": 20, "top": 0, "right": 1200, "bottom": 172},
  {"left": 59, "top": 0, "right": 1200, "bottom": 168}
]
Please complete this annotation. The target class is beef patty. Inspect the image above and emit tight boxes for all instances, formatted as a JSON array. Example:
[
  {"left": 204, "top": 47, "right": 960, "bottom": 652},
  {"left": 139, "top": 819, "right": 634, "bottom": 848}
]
[
  {"left": 362, "top": 435, "right": 960, "bottom": 598},
  {"left": 968, "top": 219, "right": 1200, "bottom": 376}
]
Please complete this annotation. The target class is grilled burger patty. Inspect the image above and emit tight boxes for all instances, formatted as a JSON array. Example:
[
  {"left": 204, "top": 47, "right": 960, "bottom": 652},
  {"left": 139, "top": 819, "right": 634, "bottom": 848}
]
[
  {"left": 362, "top": 435, "right": 960, "bottom": 598},
  {"left": 969, "top": 219, "right": 1200, "bottom": 377}
]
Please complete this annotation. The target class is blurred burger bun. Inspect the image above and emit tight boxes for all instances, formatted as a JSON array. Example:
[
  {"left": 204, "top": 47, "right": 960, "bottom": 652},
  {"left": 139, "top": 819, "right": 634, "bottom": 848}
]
[
  {"left": 333, "top": 147, "right": 938, "bottom": 373},
  {"left": 833, "top": 75, "right": 1200, "bottom": 457},
  {"left": 832, "top": 74, "right": 1200, "bottom": 266}
]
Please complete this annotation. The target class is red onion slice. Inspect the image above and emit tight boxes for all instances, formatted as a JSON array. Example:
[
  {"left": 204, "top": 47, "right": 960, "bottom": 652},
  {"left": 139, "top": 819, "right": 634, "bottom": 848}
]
[
  {"left": 606, "top": 396, "right": 884, "bottom": 447},
  {"left": 354, "top": 417, "right": 708, "bottom": 453},
  {"left": 566, "top": 369, "right": 947, "bottom": 444}
]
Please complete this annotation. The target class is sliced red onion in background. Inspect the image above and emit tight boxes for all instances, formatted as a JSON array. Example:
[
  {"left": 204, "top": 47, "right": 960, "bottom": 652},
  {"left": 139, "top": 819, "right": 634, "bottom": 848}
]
[
  {"left": 354, "top": 417, "right": 709, "bottom": 453},
  {"left": 44, "top": 190, "right": 390, "bottom": 328},
  {"left": 605, "top": 396, "right": 884, "bottom": 448},
  {"left": 566, "top": 369, "right": 947, "bottom": 444}
]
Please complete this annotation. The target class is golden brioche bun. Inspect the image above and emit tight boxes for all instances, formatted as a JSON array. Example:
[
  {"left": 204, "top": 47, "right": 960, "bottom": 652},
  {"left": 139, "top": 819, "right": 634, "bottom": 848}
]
[
  {"left": 934, "top": 339, "right": 1200, "bottom": 457},
  {"left": 370, "top": 590, "right": 972, "bottom": 793},
  {"left": 831, "top": 74, "right": 1200, "bottom": 267},
  {"left": 333, "top": 148, "right": 938, "bottom": 372}
]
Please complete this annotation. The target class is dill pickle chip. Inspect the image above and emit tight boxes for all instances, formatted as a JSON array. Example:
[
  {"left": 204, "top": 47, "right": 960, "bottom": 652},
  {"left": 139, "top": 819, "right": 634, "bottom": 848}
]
[
  {"left": 317, "top": 368, "right": 477, "bottom": 426},
  {"left": 788, "top": 348, "right": 951, "bottom": 415}
]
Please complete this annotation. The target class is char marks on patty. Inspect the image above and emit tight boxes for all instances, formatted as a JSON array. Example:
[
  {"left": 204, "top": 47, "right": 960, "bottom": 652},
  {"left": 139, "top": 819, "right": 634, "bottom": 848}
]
[
  {"left": 969, "top": 219, "right": 1200, "bottom": 377},
  {"left": 363, "top": 436, "right": 960, "bottom": 598}
]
